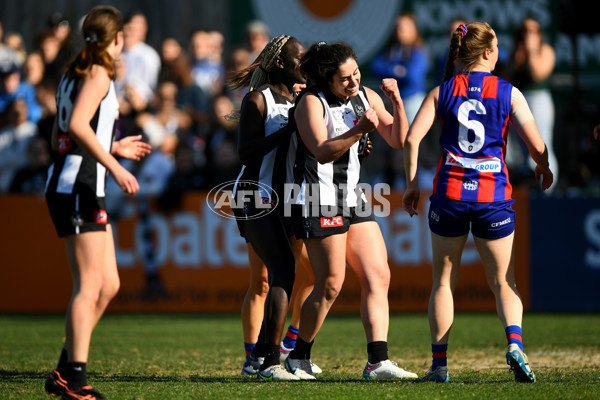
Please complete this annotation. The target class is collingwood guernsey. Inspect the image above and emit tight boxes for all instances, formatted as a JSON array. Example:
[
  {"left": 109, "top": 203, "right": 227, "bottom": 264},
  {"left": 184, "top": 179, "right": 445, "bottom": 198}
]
[
  {"left": 46, "top": 75, "right": 119, "bottom": 197},
  {"left": 292, "top": 85, "right": 370, "bottom": 209}
]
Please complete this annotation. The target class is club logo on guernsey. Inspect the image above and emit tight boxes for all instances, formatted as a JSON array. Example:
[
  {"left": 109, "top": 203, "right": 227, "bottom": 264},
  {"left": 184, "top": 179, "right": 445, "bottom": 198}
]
[
  {"left": 320, "top": 216, "right": 343, "bottom": 228},
  {"left": 94, "top": 210, "right": 108, "bottom": 224},
  {"left": 463, "top": 180, "right": 478, "bottom": 191}
]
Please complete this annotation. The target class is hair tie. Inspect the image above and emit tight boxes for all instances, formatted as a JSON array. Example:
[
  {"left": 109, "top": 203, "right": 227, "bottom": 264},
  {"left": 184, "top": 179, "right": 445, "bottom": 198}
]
[
  {"left": 84, "top": 31, "right": 98, "bottom": 43},
  {"left": 457, "top": 24, "right": 468, "bottom": 38},
  {"left": 316, "top": 41, "right": 327, "bottom": 51},
  {"left": 259, "top": 64, "right": 269, "bottom": 73}
]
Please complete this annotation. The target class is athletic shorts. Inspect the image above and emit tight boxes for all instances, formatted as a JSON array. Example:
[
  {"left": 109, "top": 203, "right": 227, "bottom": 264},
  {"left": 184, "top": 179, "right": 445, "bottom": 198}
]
[
  {"left": 46, "top": 190, "right": 109, "bottom": 238},
  {"left": 290, "top": 202, "right": 375, "bottom": 238},
  {"left": 232, "top": 204, "right": 293, "bottom": 241},
  {"left": 428, "top": 194, "right": 515, "bottom": 239}
]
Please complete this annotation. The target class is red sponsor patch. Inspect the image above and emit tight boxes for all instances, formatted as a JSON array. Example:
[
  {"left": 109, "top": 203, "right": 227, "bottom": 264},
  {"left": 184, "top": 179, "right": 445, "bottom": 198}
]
[
  {"left": 58, "top": 134, "right": 71, "bottom": 154},
  {"left": 94, "top": 210, "right": 108, "bottom": 224},
  {"left": 320, "top": 216, "right": 343, "bottom": 228}
]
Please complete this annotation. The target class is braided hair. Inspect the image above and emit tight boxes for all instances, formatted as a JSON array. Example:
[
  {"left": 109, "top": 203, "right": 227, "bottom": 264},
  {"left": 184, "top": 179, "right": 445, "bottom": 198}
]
[
  {"left": 442, "top": 21, "right": 495, "bottom": 82},
  {"left": 228, "top": 34, "right": 291, "bottom": 91}
]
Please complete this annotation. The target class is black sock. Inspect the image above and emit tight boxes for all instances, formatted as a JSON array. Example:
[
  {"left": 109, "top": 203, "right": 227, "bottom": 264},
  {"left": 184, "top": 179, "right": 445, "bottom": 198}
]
[
  {"left": 252, "top": 340, "right": 267, "bottom": 358},
  {"left": 65, "top": 362, "right": 87, "bottom": 390},
  {"left": 56, "top": 348, "right": 68, "bottom": 376},
  {"left": 259, "top": 344, "right": 281, "bottom": 370},
  {"left": 367, "top": 341, "right": 388, "bottom": 364},
  {"left": 288, "top": 336, "right": 313, "bottom": 360}
]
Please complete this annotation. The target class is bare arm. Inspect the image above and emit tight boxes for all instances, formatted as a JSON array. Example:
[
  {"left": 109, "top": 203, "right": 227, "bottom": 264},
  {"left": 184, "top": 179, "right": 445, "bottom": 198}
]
[
  {"left": 402, "top": 87, "right": 438, "bottom": 216},
  {"left": 68, "top": 65, "right": 139, "bottom": 194},
  {"left": 295, "top": 93, "right": 377, "bottom": 164},
  {"left": 364, "top": 79, "right": 408, "bottom": 149}
]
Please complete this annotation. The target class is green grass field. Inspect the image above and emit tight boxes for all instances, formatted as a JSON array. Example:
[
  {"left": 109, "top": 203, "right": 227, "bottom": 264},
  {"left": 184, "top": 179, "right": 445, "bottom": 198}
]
[{"left": 1, "top": 313, "right": 599, "bottom": 399}]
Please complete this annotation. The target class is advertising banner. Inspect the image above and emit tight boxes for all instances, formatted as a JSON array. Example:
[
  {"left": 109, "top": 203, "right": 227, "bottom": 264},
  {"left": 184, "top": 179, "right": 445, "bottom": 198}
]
[{"left": 0, "top": 190, "right": 530, "bottom": 313}]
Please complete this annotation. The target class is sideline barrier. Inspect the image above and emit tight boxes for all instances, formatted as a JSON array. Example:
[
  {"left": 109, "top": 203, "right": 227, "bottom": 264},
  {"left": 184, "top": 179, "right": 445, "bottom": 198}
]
[{"left": 0, "top": 190, "right": 530, "bottom": 313}]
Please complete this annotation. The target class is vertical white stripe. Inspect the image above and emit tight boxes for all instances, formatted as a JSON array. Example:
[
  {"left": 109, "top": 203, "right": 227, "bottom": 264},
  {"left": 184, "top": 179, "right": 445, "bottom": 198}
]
[
  {"left": 95, "top": 82, "right": 119, "bottom": 197},
  {"left": 57, "top": 155, "right": 82, "bottom": 194},
  {"left": 233, "top": 165, "right": 246, "bottom": 198},
  {"left": 45, "top": 163, "right": 54, "bottom": 192},
  {"left": 318, "top": 162, "right": 336, "bottom": 205}
]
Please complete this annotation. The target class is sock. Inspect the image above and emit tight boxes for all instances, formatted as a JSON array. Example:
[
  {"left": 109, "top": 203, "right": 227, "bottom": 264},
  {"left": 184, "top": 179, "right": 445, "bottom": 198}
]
[
  {"left": 252, "top": 340, "right": 266, "bottom": 358},
  {"left": 56, "top": 348, "right": 68, "bottom": 376},
  {"left": 65, "top": 362, "right": 87, "bottom": 390},
  {"left": 367, "top": 341, "right": 388, "bottom": 364},
  {"left": 431, "top": 344, "right": 448, "bottom": 370},
  {"left": 244, "top": 342, "right": 256, "bottom": 362},
  {"left": 505, "top": 325, "right": 524, "bottom": 351},
  {"left": 288, "top": 336, "right": 313, "bottom": 360},
  {"left": 282, "top": 325, "right": 299, "bottom": 349},
  {"left": 259, "top": 344, "right": 281, "bottom": 370}
]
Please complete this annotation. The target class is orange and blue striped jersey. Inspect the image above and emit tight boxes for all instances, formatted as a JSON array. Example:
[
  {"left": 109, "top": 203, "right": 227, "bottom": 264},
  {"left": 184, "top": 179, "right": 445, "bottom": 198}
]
[{"left": 433, "top": 71, "right": 513, "bottom": 202}]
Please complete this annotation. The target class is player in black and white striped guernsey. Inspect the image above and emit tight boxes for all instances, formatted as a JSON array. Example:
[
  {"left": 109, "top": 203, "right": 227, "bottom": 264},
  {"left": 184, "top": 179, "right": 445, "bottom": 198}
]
[
  {"left": 44, "top": 6, "right": 151, "bottom": 400},
  {"left": 284, "top": 41, "right": 418, "bottom": 381},
  {"left": 229, "top": 35, "right": 320, "bottom": 381}
]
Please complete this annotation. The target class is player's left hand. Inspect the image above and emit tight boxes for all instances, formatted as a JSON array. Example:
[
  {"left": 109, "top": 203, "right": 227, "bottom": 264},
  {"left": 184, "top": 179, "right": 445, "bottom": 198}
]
[{"left": 113, "top": 135, "right": 152, "bottom": 161}]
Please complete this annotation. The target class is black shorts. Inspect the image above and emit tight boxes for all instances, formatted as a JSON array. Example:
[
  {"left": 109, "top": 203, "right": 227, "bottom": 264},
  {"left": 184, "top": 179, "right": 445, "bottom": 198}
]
[
  {"left": 46, "top": 190, "right": 109, "bottom": 238},
  {"left": 232, "top": 204, "right": 293, "bottom": 241},
  {"left": 290, "top": 203, "right": 375, "bottom": 239}
]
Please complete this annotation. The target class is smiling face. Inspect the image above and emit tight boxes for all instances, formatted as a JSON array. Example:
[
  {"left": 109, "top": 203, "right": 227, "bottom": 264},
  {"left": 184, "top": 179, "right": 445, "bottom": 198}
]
[{"left": 329, "top": 57, "right": 360, "bottom": 100}]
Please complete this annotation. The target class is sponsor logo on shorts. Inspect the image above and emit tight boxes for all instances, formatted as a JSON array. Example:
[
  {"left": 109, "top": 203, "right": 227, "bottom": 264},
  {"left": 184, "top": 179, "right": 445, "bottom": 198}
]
[
  {"left": 94, "top": 210, "right": 108, "bottom": 224},
  {"left": 320, "top": 216, "right": 343, "bottom": 228},
  {"left": 463, "top": 180, "right": 478, "bottom": 190},
  {"left": 430, "top": 210, "right": 440, "bottom": 222},
  {"left": 491, "top": 217, "right": 512, "bottom": 227}
]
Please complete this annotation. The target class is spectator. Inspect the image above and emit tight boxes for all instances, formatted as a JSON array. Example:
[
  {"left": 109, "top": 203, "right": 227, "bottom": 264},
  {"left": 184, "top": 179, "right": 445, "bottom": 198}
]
[
  {"left": 0, "top": 61, "right": 42, "bottom": 124},
  {"left": 3, "top": 32, "right": 26, "bottom": 66},
  {"left": 505, "top": 16, "right": 557, "bottom": 190},
  {"left": 36, "top": 28, "right": 69, "bottom": 82},
  {"left": 224, "top": 47, "right": 251, "bottom": 109},
  {"left": 190, "top": 30, "right": 225, "bottom": 98},
  {"left": 9, "top": 135, "right": 51, "bottom": 194},
  {"left": 121, "top": 11, "right": 161, "bottom": 107},
  {"left": 24, "top": 51, "right": 45, "bottom": 86},
  {"left": 158, "top": 37, "right": 184, "bottom": 83},
  {"left": 244, "top": 20, "right": 270, "bottom": 62},
  {"left": 0, "top": 98, "right": 38, "bottom": 192},
  {"left": 0, "top": 21, "right": 19, "bottom": 66},
  {"left": 371, "top": 12, "right": 429, "bottom": 123},
  {"left": 34, "top": 76, "right": 58, "bottom": 154},
  {"left": 204, "top": 94, "right": 240, "bottom": 187}
]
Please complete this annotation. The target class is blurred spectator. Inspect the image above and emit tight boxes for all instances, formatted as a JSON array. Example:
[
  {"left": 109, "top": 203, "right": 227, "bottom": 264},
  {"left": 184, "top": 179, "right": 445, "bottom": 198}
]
[
  {"left": 0, "top": 21, "right": 19, "bottom": 66},
  {"left": 157, "top": 141, "right": 206, "bottom": 211},
  {"left": 8, "top": 135, "right": 51, "bottom": 194},
  {"left": 0, "top": 61, "right": 42, "bottom": 124},
  {"left": 36, "top": 28, "right": 69, "bottom": 82},
  {"left": 158, "top": 37, "right": 184, "bottom": 83},
  {"left": 204, "top": 94, "right": 241, "bottom": 187},
  {"left": 244, "top": 20, "right": 270, "bottom": 62},
  {"left": 0, "top": 99, "right": 38, "bottom": 192},
  {"left": 223, "top": 46, "right": 251, "bottom": 109},
  {"left": 190, "top": 30, "right": 225, "bottom": 98},
  {"left": 170, "top": 54, "right": 211, "bottom": 140},
  {"left": 135, "top": 80, "right": 190, "bottom": 155},
  {"left": 505, "top": 16, "right": 557, "bottom": 190},
  {"left": 24, "top": 51, "right": 45, "bottom": 86},
  {"left": 371, "top": 12, "right": 429, "bottom": 122},
  {"left": 34, "top": 76, "right": 58, "bottom": 156},
  {"left": 3, "top": 32, "right": 26, "bottom": 67},
  {"left": 122, "top": 11, "right": 161, "bottom": 107}
]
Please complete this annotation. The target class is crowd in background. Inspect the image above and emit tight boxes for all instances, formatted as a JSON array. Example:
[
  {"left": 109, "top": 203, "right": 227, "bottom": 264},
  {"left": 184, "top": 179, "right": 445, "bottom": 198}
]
[{"left": 0, "top": 10, "right": 597, "bottom": 205}]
